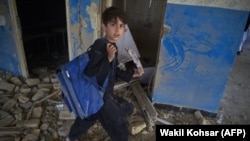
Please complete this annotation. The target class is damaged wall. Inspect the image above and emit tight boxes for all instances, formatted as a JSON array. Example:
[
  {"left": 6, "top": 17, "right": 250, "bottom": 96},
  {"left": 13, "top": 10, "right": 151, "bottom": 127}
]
[
  {"left": 168, "top": 0, "right": 249, "bottom": 11},
  {"left": 0, "top": 0, "right": 21, "bottom": 76},
  {"left": 68, "top": 0, "right": 101, "bottom": 60},
  {"left": 0, "top": 0, "right": 101, "bottom": 76},
  {"left": 152, "top": 0, "right": 250, "bottom": 113}
]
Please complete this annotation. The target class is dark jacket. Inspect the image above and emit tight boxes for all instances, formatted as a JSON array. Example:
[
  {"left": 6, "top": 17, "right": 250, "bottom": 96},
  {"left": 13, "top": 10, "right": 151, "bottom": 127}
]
[{"left": 84, "top": 38, "right": 133, "bottom": 99}]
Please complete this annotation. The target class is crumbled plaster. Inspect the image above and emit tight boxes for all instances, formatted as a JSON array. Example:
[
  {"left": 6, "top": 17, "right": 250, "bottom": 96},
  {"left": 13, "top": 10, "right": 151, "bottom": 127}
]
[
  {"left": 86, "top": 2, "right": 101, "bottom": 42},
  {"left": 69, "top": 1, "right": 100, "bottom": 58}
]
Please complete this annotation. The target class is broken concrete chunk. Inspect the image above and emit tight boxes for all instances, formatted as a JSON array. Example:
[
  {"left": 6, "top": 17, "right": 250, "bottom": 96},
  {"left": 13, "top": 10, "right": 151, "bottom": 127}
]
[
  {"left": 129, "top": 121, "right": 147, "bottom": 135},
  {"left": 40, "top": 88, "right": 50, "bottom": 93},
  {"left": 20, "top": 102, "right": 33, "bottom": 111},
  {"left": 57, "top": 126, "right": 69, "bottom": 137},
  {"left": 25, "top": 78, "right": 40, "bottom": 86},
  {"left": 128, "top": 115, "right": 147, "bottom": 135},
  {"left": 0, "top": 96, "right": 9, "bottom": 104},
  {"left": 51, "top": 79, "right": 58, "bottom": 84},
  {"left": 31, "top": 90, "right": 45, "bottom": 101},
  {"left": 0, "top": 127, "right": 24, "bottom": 135},
  {"left": 53, "top": 83, "right": 60, "bottom": 90},
  {"left": 32, "top": 107, "right": 43, "bottom": 119},
  {"left": 17, "top": 119, "right": 40, "bottom": 128},
  {"left": 194, "top": 111, "right": 210, "bottom": 125},
  {"left": 40, "top": 123, "right": 49, "bottom": 130},
  {"left": 19, "top": 85, "right": 31, "bottom": 94},
  {"left": 14, "top": 86, "right": 20, "bottom": 93},
  {"left": 31, "top": 87, "right": 38, "bottom": 94},
  {"left": 10, "top": 76, "right": 22, "bottom": 86},
  {"left": 0, "top": 110, "right": 15, "bottom": 127},
  {"left": 0, "top": 110, "right": 9, "bottom": 119},
  {"left": 57, "top": 120, "right": 74, "bottom": 137},
  {"left": 18, "top": 95, "right": 30, "bottom": 103},
  {"left": 13, "top": 110, "right": 23, "bottom": 121},
  {"left": 52, "top": 129, "right": 59, "bottom": 139},
  {"left": 2, "top": 99, "right": 17, "bottom": 111},
  {"left": 0, "top": 81, "right": 15, "bottom": 92},
  {"left": 37, "top": 83, "right": 53, "bottom": 89},
  {"left": 42, "top": 76, "right": 50, "bottom": 83},
  {"left": 21, "top": 133, "right": 39, "bottom": 141},
  {"left": 59, "top": 110, "right": 76, "bottom": 120},
  {"left": 31, "top": 128, "right": 41, "bottom": 137}
]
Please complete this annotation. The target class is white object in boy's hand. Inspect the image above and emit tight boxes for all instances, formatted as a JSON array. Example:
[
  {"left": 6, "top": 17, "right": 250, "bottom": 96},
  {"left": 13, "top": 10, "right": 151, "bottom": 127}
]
[{"left": 126, "top": 48, "right": 143, "bottom": 68}]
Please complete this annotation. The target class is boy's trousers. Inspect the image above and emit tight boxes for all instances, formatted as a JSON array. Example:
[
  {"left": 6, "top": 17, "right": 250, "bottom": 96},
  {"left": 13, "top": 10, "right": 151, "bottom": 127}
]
[{"left": 68, "top": 97, "right": 130, "bottom": 141}]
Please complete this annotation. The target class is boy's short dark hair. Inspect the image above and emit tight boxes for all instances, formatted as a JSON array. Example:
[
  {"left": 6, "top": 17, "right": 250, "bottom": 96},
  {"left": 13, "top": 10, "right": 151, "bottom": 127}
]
[{"left": 101, "top": 6, "right": 127, "bottom": 25}]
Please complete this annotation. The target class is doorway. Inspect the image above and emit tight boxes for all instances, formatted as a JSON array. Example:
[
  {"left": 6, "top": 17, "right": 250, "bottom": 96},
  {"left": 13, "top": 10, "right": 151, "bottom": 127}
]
[
  {"left": 15, "top": 0, "right": 69, "bottom": 74},
  {"left": 110, "top": 0, "right": 167, "bottom": 86},
  {"left": 112, "top": 0, "right": 167, "bottom": 68}
]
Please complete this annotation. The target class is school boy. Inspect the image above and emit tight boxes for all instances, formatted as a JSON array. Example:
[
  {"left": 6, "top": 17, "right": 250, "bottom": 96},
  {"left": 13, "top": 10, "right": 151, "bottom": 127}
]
[{"left": 66, "top": 6, "right": 144, "bottom": 141}]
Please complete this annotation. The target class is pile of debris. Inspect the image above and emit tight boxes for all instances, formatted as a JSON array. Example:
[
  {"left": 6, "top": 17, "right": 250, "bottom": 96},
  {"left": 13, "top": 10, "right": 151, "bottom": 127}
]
[
  {"left": 0, "top": 67, "right": 71, "bottom": 141},
  {"left": 0, "top": 68, "right": 149, "bottom": 141},
  {"left": 0, "top": 67, "right": 217, "bottom": 141}
]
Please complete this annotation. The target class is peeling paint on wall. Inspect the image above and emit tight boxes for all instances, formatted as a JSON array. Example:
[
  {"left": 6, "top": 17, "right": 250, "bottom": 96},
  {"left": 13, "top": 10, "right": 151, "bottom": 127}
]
[
  {"left": 0, "top": 0, "right": 20, "bottom": 75},
  {"left": 68, "top": 0, "right": 100, "bottom": 59},
  {"left": 153, "top": 3, "right": 249, "bottom": 113},
  {"left": 86, "top": 2, "right": 101, "bottom": 43},
  {"left": 168, "top": 0, "right": 250, "bottom": 11}
]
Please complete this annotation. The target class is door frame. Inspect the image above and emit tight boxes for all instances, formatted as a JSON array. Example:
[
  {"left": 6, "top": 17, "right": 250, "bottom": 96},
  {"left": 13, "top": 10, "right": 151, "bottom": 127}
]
[
  {"left": 9, "top": 0, "right": 71, "bottom": 77},
  {"left": 9, "top": 0, "right": 28, "bottom": 77}
]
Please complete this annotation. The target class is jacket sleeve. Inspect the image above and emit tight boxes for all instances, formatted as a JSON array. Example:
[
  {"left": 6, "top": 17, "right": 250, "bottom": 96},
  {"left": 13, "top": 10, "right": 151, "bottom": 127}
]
[{"left": 84, "top": 39, "right": 113, "bottom": 85}]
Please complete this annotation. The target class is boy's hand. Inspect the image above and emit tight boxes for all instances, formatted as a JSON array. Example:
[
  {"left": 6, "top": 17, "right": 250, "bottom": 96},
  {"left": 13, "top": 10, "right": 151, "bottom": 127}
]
[
  {"left": 133, "top": 67, "right": 144, "bottom": 77},
  {"left": 137, "top": 67, "right": 144, "bottom": 75},
  {"left": 106, "top": 43, "right": 117, "bottom": 62}
]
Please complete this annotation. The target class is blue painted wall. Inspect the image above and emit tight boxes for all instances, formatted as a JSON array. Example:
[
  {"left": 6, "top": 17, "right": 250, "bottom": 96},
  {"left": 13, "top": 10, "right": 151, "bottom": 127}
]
[
  {"left": 0, "top": 0, "right": 21, "bottom": 76},
  {"left": 153, "top": 3, "right": 249, "bottom": 113},
  {"left": 68, "top": 0, "right": 99, "bottom": 59}
]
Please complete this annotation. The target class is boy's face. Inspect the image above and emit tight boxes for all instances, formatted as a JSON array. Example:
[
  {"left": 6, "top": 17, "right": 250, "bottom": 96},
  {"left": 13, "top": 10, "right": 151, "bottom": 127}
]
[{"left": 102, "top": 17, "right": 126, "bottom": 43}]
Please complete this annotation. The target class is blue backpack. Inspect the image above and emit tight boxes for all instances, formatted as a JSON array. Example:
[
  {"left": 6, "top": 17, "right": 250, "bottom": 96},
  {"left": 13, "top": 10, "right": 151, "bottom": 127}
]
[{"left": 56, "top": 38, "right": 112, "bottom": 119}]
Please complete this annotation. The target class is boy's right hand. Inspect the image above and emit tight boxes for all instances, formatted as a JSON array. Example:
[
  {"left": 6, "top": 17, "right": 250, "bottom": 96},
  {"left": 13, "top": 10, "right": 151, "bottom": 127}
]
[
  {"left": 137, "top": 67, "right": 144, "bottom": 76},
  {"left": 132, "top": 67, "right": 144, "bottom": 78},
  {"left": 106, "top": 43, "right": 117, "bottom": 62}
]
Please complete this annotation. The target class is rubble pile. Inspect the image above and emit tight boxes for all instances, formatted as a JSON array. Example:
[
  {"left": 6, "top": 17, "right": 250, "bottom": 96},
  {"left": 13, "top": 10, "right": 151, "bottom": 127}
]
[
  {"left": 0, "top": 68, "right": 148, "bottom": 141},
  {"left": 0, "top": 67, "right": 216, "bottom": 141},
  {"left": 0, "top": 68, "right": 74, "bottom": 141}
]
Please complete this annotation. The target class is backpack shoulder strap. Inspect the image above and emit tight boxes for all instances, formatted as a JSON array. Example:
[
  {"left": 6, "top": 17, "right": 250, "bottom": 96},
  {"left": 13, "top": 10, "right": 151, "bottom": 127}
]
[{"left": 87, "top": 38, "right": 109, "bottom": 52}]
